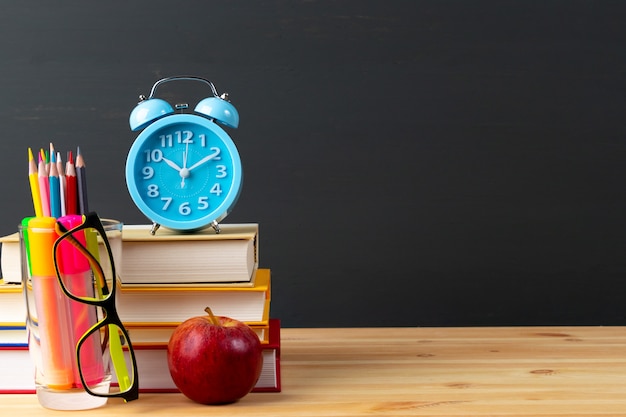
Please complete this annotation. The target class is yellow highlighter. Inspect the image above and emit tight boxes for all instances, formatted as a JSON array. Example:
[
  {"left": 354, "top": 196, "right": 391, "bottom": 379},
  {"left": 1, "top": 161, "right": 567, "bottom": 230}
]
[{"left": 27, "top": 217, "right": 75, "bottom": 389}]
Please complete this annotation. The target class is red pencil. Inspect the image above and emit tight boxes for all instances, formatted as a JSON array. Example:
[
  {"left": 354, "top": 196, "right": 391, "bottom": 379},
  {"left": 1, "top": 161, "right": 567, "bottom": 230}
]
[{"left": 65, "top": 151, "right": 78, "bottom": 215}]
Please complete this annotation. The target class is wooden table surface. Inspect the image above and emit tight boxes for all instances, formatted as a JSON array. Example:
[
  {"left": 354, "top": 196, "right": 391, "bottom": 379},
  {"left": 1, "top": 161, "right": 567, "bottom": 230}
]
[{"left": 3, "top": 326, "right": 626, "bottom": 416}]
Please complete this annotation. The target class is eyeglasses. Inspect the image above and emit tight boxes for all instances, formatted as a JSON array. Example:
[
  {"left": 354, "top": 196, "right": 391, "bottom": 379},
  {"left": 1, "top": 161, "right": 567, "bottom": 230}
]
[{"left": 52, "top": 212, "right": 138, "bottom": 402}]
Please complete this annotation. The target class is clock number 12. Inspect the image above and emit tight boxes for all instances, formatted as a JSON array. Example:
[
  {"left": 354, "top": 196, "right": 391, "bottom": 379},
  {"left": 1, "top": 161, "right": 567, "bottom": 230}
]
[{"left": 160, "top": 130, "right": 194, "bottom": 147}]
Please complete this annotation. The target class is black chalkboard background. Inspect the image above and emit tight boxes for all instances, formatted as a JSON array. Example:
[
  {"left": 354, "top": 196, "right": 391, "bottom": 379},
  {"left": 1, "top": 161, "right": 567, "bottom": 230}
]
[{"left": 1, "top": 1, "right": 625, "bottom": 327}]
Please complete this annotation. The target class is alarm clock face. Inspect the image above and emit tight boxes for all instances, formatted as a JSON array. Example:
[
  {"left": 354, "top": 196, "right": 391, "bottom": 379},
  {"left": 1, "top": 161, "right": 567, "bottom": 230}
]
[{"left": 126, "top": 114, "right": 242, "bottom": 230}]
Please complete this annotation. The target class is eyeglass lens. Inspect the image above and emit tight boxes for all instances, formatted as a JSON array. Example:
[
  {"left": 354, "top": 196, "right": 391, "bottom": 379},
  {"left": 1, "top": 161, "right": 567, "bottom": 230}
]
[
  {"left": 54, "top": 227, "right": 112, "bottom": 301},
  {"left": 78, "top": 323, "right": 136, "bottom": 396}
]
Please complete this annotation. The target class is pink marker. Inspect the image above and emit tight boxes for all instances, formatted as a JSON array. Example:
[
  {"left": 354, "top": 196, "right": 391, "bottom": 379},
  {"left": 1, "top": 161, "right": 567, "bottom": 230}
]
[{"left": 56, "top": 215, "right": 104, "bottom": 388}]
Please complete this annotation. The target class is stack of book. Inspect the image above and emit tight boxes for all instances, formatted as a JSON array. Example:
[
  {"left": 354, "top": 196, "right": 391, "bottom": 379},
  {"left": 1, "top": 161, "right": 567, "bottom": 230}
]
[
  {"left": 0, "top": 227, "right": 31, "bottom": 393},
  {"left": 0, "top": 223, "right": 281, "bottom": 394},
  {"left": 0, "top": 278, "right": 33, "bottom": 393}
]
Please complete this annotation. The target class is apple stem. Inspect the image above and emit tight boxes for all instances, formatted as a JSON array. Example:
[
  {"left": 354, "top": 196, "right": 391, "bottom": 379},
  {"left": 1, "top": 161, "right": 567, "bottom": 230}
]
[{"left": 205, "top": 307, "right": 220, "bottom": 326}]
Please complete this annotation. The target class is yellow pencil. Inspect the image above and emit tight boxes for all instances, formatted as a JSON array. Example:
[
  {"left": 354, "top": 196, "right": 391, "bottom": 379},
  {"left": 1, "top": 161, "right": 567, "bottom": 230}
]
[{"left": 28, "top": 148, "right": 43, "bottom": 217}]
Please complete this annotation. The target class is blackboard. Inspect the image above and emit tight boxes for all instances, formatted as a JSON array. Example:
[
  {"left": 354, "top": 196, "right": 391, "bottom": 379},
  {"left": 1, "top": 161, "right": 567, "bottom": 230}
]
[{"left": 1, "top": 1, "right": 625, "bottom": 327}]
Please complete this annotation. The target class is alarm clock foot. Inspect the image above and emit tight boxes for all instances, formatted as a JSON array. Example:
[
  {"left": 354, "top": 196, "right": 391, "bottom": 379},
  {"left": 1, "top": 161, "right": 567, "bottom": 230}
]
[
  {"left": 210, "top": 220, "right": 221, "bottom": 234},
  {"left": 150, "top": 222, "right": 161, "bottom": 235}
]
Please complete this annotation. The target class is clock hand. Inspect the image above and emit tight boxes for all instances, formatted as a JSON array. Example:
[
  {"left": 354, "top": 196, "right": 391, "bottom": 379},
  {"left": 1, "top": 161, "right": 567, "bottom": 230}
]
[
  {"left": 161, "top": 157, "right": 182, "bottom": 173},
  {"left": 187, "top": 153, "right": 218, "bottom": 172},
  {"left": 181, "top": 141, "right": 190, "bottom": 188},
  {"left": 182, "top": 141, "right": 190, "bottom": 169},
  {"left": 161, "top": 156, "right": 191, "bottom": 189}
]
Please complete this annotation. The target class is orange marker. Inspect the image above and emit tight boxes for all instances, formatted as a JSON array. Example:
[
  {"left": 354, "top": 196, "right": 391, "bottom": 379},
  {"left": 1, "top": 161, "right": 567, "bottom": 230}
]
[{"left": 27, "top": 216, "right": 74, "bottom": 389}]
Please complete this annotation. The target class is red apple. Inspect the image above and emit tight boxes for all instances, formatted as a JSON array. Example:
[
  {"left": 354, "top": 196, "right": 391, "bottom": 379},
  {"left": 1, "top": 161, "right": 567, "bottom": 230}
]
[{"left": 167, "top": 307, "right": 263, "bottom": 405}]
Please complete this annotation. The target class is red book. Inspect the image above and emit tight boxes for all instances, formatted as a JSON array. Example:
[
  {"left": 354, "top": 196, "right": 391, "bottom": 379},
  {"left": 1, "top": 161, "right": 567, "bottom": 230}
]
[
  {"left": 251, "top": 318, "right": 281, "bottom": 393},
  {"left": 0, "top": 345, "right": 36, "bottom": 393}
]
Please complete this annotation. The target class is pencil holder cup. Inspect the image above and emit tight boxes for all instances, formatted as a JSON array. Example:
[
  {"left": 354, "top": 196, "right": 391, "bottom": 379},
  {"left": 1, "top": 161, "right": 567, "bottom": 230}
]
[{"left": 20, "top": 217, "right": 123, "bottom": 410}]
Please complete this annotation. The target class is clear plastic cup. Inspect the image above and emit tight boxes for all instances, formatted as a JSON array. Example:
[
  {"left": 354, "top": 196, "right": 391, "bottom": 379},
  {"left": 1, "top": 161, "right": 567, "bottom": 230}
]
[{"left": 20, "top": 216, "right": 123, "bottom": 410}]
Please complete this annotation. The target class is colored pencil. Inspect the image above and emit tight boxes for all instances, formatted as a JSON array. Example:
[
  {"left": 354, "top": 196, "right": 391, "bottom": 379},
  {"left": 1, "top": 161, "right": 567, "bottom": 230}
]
[
  {"left": 65, "top": 151, "right": 78, "bottom": 216},
  {"left": 76, "top": 147, "right": 89, "bottom": 215},
  {"left": 48, "top": 152, "right": 61, "bottom": 218},
  {"left": 37, "top": 154, "right": 51, "bottom": 217},
  {"left": 28, "top": 148, "right": 43, "bottom": 217},
  {"left": 56, "top": 152, "right": 66, "bottom": 217}
]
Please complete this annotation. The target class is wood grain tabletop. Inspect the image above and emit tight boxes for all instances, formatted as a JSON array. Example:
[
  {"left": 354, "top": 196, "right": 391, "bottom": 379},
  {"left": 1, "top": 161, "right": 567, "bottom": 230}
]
[{"left": 3, "top": 326, "right": 626, "bottom": 416}]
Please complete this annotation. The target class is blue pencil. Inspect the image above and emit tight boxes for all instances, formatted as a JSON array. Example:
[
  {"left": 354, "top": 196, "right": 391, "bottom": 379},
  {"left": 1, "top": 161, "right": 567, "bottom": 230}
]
[{"left": 48, "top": 151, "right": 61, "bottom": 218}]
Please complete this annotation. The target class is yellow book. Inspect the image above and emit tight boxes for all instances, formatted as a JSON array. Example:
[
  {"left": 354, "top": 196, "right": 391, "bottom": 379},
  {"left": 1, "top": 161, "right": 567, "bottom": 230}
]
[
  {"left": 118, "top": 268, "right": 271, "bottom": 326},
  {"left": 124, "top": 321, "right": 270, "bottom": 346}
]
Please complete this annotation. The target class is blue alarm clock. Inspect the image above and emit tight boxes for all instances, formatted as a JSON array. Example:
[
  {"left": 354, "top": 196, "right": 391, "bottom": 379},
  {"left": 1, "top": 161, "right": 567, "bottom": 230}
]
[{"left": 126, "top": 76, "right": 242, "bottom": 234}]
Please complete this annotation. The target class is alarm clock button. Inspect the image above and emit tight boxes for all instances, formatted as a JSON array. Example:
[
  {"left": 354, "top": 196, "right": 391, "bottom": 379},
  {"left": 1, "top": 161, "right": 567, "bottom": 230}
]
[
  {"left": 194, "top": 97, "right": 239, "bottom": 129},
  {"left": 130, "top": 98, "right": 175, "bottom": 131}
]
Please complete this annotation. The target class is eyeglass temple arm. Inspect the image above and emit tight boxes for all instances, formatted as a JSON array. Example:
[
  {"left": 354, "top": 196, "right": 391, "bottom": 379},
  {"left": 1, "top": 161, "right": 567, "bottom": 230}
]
[
  {"left": 84, "top": 228, "right": 111, "bottom": 297},
  {"left": 108, "top": 325, "right": 132, "bottom": 394}
]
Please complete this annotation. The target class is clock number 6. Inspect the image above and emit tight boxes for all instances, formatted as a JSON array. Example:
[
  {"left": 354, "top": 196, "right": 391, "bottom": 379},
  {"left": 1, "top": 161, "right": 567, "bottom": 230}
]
[
  {"left": 179, "top": 202, "right": 191, "bottom": 216},
  {"left": 178, "top": 198, "right": 209, "bottom": 215}
]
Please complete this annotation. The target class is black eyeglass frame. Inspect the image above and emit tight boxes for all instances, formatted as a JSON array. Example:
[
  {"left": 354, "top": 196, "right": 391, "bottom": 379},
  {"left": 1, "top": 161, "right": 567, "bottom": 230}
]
[{"left": 52, "top": 212, "right": 139, "bottom": 402}]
